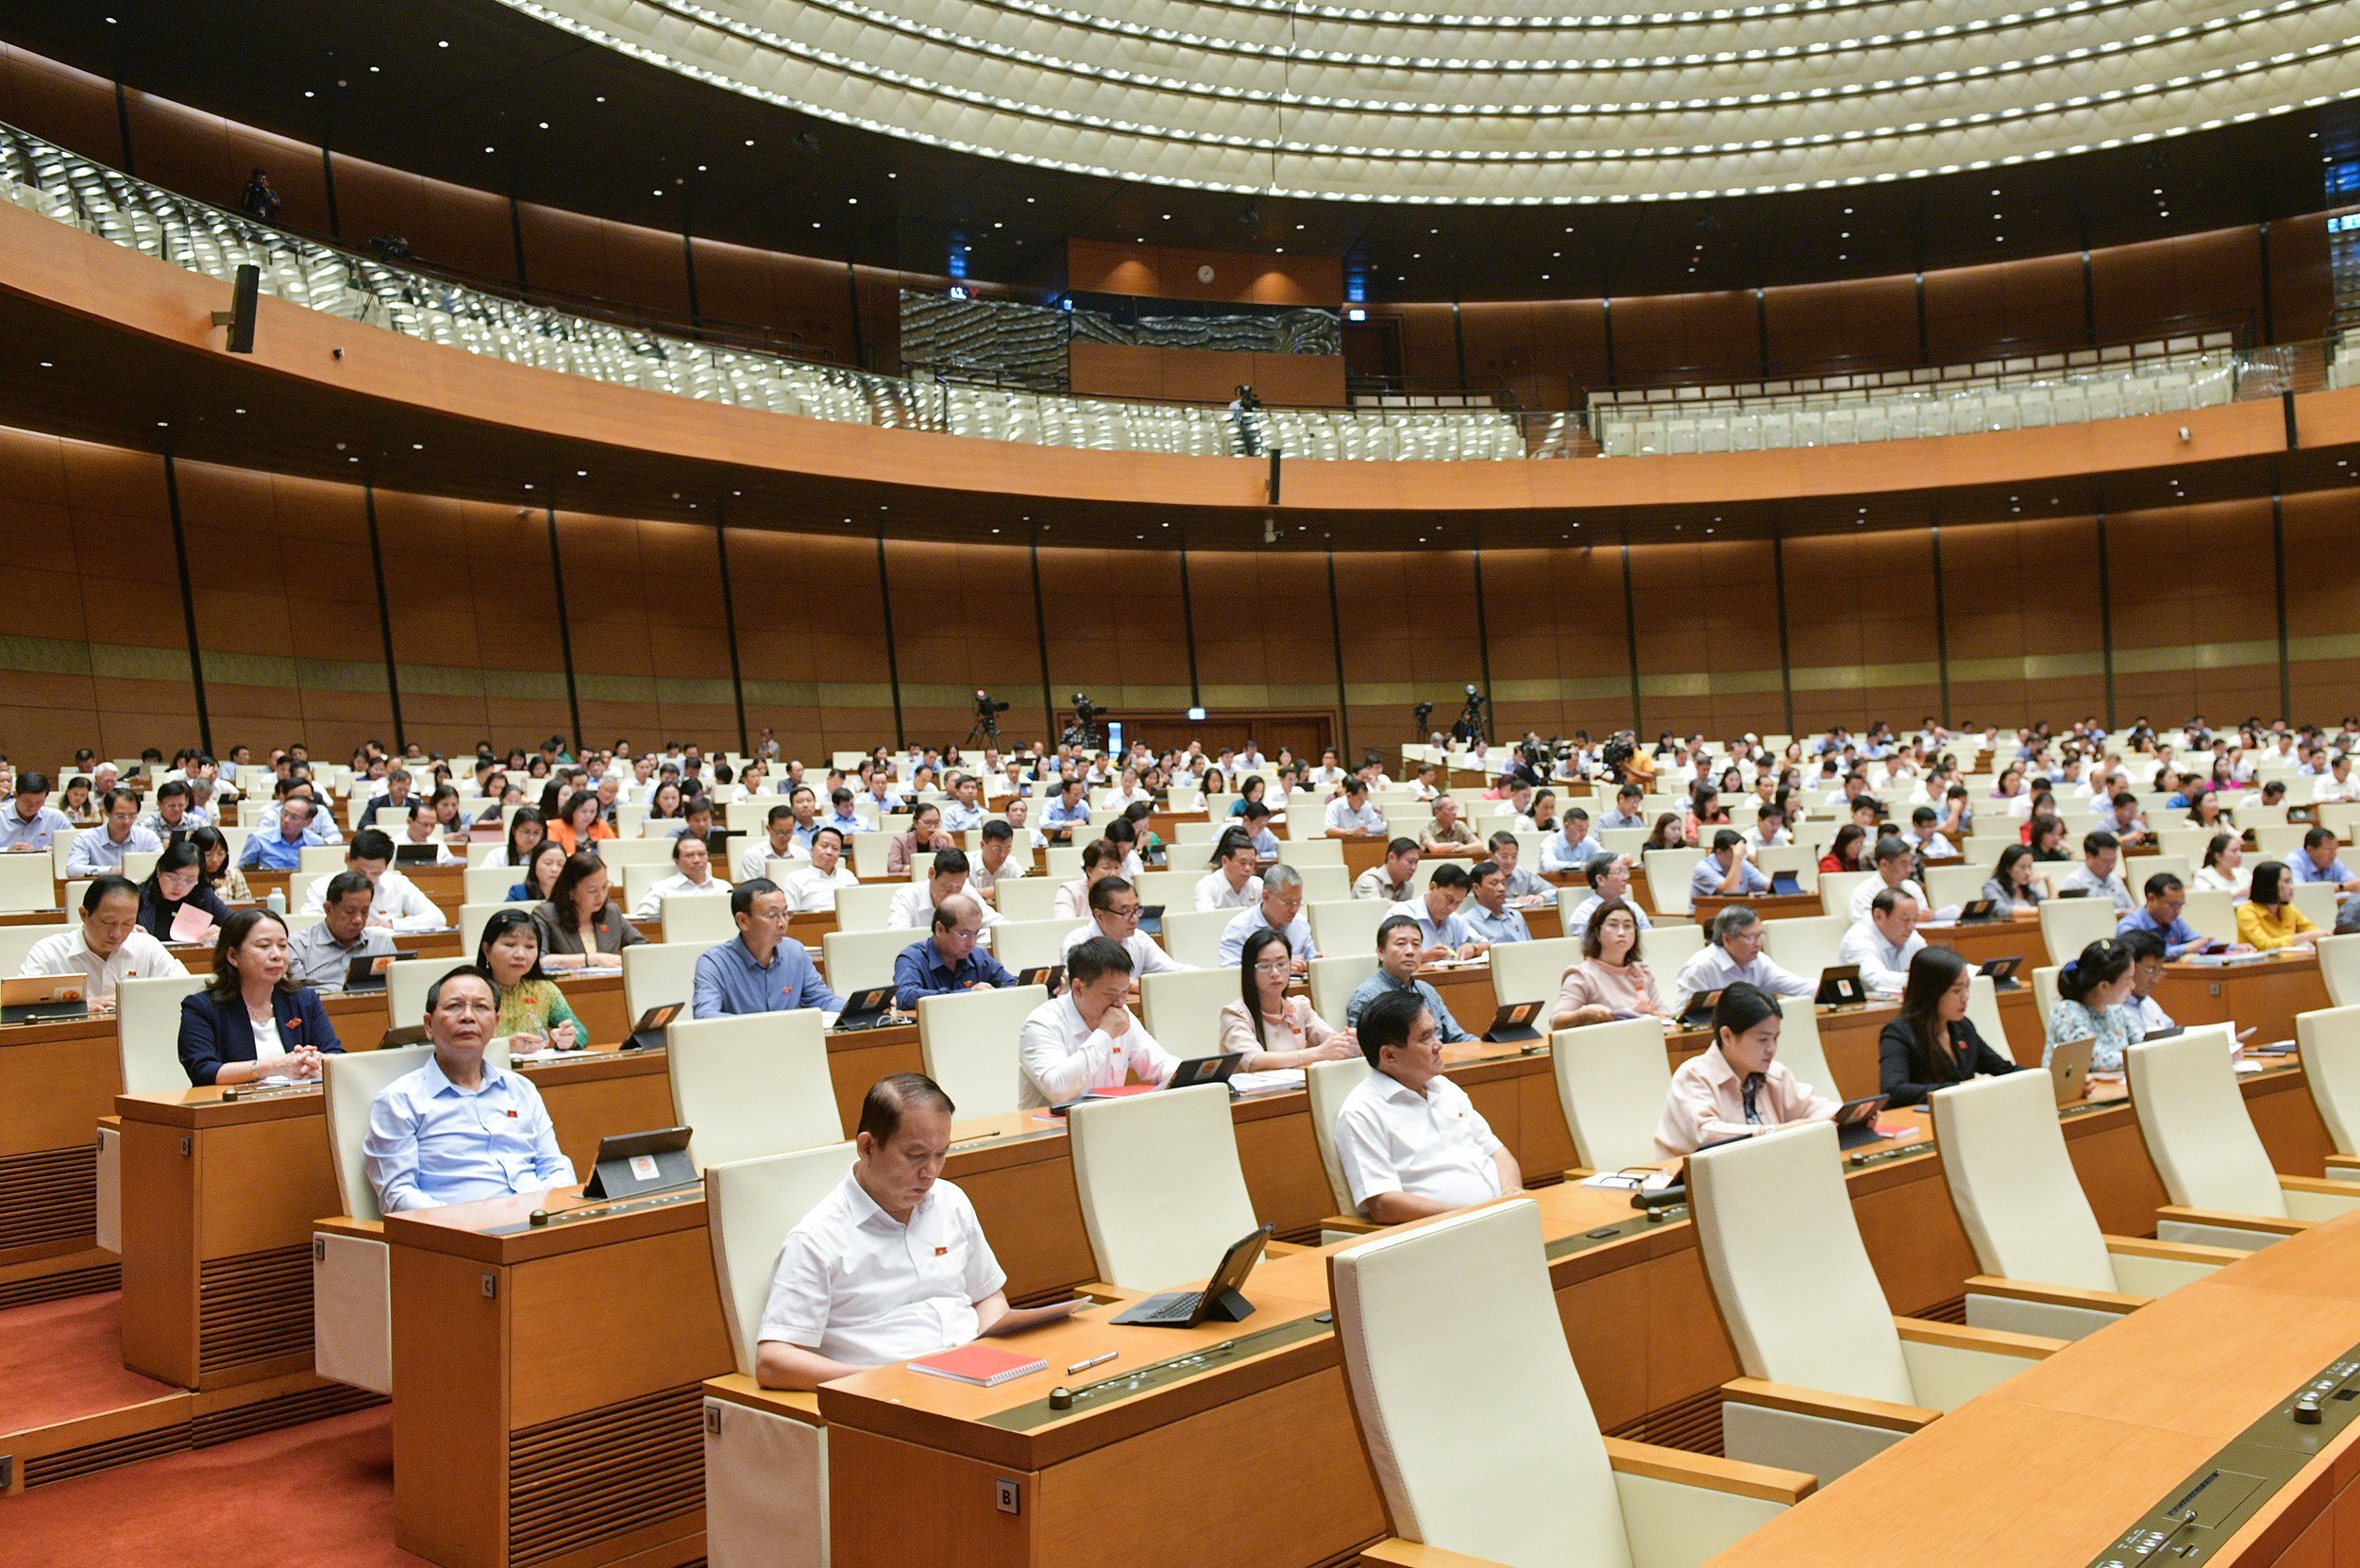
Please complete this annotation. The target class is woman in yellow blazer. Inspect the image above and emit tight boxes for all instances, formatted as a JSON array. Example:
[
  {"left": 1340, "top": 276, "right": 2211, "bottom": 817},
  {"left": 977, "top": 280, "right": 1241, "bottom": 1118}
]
[{"left": 2236, "top": 861, "right": 2321, "bottom": 952}]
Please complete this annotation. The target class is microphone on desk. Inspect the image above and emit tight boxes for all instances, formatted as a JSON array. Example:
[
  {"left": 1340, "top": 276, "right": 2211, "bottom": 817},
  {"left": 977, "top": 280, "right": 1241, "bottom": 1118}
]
[{"left": 1631, "top": 1184, "right": 1686, "bottom": 1213}]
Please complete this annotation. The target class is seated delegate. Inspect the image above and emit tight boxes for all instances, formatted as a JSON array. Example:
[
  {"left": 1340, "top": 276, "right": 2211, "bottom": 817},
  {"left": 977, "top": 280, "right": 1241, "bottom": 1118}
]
[
  {"left": 1875, "top": 946, "right": 2017, "bottom": 1107},
  {"left": 1015, "top": 936, "right": 1178, "bottom": 1109},
  {"left": 477, "top": 908, "right": 583, "bottom": 1051},
  {"left": 19, "top": 875, "right": 189, "bottom": 1003},
  {"left": 177, "top": 908, "right": 343, "bottom": 1086},
  {"left": 284, "top": 871, "right": 398, "bottom": 987},
  {"left": 1654, "top": 984, "right": 1841, "bottom": 1158},
  {"left": 1333, "top": 987, "right": 1524, "bottom": 1224},
  {"left": 893, "top": 894, "right": 1014, "bottom": 1010},
  {"left": 1344, "top": 916, "right": 1473, "bottom": 1040},
  {"left": 531, "top": 852, "right": 648, "bottom": 969},
  {"left": 362, "top": 967, "right": 577, "bottom": 1213},
  {"left": 2238, "top": 860, "right": 2322, "bottom": 951},
  {"left": 2045, "top": 936, "right": 2143, "bottom": 1071},
  {"left": 1550, "top": 899, "right": 1667, "bottom": 1028},
  {"left": 753, "top": 1073, "right": 1011, "bottom": 1391},
  {"left": 692, "top": 880, "right": 844, "bottom": 1019},
  {"left": 136, "top": 840, "right": 233, "bottom": 941},
  {"left": 1216, "top": 928, "right": 1357, "bottom": 1071}
]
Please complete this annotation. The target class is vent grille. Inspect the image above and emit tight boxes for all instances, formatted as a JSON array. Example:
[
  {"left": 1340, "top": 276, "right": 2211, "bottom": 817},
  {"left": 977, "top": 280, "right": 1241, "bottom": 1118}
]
[
  {"left": 508, "top": 1383, "right": 703, "bottom": 1567},
  {"left": 21, "top": 1424, "right": 193, "bottom": 1488},
  {"left": 0, "top": 1146, "right": 96, "bottom": 1251},
  {"left": 1610, "top": 1387, "right": 1723, "bottom": 1455},
  {"left": 1916, "top": 1294, "right": 1969, "bottom": 1325},
  {"left": 192, "top": 1382, "right": 381, "bottom": 1448},
  {"left": 0, "top": 1261, "right": 118, "bottom": 1311},
  {"left": 197, "top": 1244, "right": 312, "bottom": 1374}
]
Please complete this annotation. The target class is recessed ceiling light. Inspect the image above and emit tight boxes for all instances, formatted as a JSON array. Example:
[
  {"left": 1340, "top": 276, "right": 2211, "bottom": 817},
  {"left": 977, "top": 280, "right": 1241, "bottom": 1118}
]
[
  {"left": 576, "top": 469, "right": 587, "bottom": 477},
  {"left": 437, "top": 39, "right": 448, "bottom": 46}
]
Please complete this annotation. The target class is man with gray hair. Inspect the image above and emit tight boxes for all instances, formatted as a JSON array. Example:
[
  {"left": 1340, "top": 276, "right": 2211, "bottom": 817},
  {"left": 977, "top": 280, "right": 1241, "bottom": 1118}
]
[
  {"left": 1216, "top": 861, "right": 1320, "bottom": 969},
  {"left": 1669, "top": 904, "right": 1815, "bottom": 1014}
]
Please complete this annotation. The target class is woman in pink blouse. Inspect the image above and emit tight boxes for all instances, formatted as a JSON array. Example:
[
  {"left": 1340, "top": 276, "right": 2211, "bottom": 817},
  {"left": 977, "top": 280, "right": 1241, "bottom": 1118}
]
[
  {"left": 1216, "top": 928, "right": 1359, "bottom": 1071},
  {"left": 1550, "top": 900, "right": 1667, "bottom": 1030},
  {"left": 1653, "top": 983, "right": 1845, "bottom": 1158}
]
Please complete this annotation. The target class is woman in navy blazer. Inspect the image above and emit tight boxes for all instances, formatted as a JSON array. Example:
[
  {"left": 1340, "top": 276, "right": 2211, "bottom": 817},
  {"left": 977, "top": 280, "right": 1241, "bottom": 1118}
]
[{"left": 178, "top": 908, "right": 344, "bottom": 1087}]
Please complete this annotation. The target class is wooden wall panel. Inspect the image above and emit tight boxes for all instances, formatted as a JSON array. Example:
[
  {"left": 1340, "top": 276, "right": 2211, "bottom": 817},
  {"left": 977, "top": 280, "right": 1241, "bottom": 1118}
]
[
  {"left": 1457, "top": 301, "right": 1610, "bottom": 409},
  {"left": 1608, "top": 292, "right": 1761, "bottom": 384},
  {"left": 556, "top": 513, "right": 688, "bottom": 750},
  {"left": 1923, "top": 254, "right": 2086, "bottom": 361},
  {"left": 2279, "top": 489, "right": 2360, "bottom": 721},
  {"left": 1627, "top": 540, "right": 1782, "bottom": 738},
  {"left": 690, "top": 242, "right": 861, "bottom": 363},
  {"left": 0, "top": 42, "right": 125, "bottom": 166},
  {"left": 2268, "top": 214, "right": 2334, "bottom": 344},
  {"left": 1780, "top": 530, "right": 1942, "bottom": 737},
  {"left": 1332, "top": 550, "right": 1485, "bottom": 760},
  {"left": 1184, "top": 550, "right": 1340, "bottom": 726},
  {"left": 326, "top": 156, "right": 519, "bottom": 283},
  {"left": 1762, "top": 276, "right": 1921, "bottom": 376},
  {"left": 1938, "top": 518, "right": 2105, "bottom": 728},
  {"left": 2090, "top": 228, "right": 2264, "bottom": 345},
  {"left": 1479, "top": 545, "right": 1633, "bottom": 741},
  {"left": 515, "top": 205, "right": 691, "bottom": 318},
  {"left": 1037, "top": 546, "right": 1192, "bottom": 727},
  {"left": 1066, "top": 243, "right": 1341, "bottom": 307},
  {"left": 120, "top": 91, "right": 329, "bottom": 235},
  {"left": 2103, "top": 501, "right": 2279, "bottom": 725},
  {"left": 177, "top": 462, "right": 392, "bottom": 759},
  {"left": 725, "top": 529, "right": 893, "bottom": 759},
  {"left": 883, "top": 540, "right": 1050, "bottom": 750},
  {"left": 377, "top": 494, "right": 570, "bottom": 752}
]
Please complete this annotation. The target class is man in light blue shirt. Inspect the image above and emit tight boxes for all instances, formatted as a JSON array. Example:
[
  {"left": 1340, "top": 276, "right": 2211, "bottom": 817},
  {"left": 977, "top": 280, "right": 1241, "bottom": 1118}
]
[
  {"left": 1691, "top": 829, "right": 1772, "bottom": 899},
  {"left": 1562, "top": 854, "right": 1652, "bottom": 937},
  {"left": 1216, "top": 865, "right": 1319, "bottom": 968},
  {"left": 1238, "top": 801, "right": 1282, "bottom": 860},
  {"left": 939, "top": 774, "right": 987, "bottom": 835},
  {"left": 1040, "top": 779, "right": 1091, "bottom": 842},
  {"left": 824, "top": 786, "right": 867, "bottom": 838},
  {"left": 362, "top": 968, "right": 576, "bottom": 1213},
  {"left": 1594, "top": 784, "right": 1649, "bottom": 834},
  {"left": 1389, "top": 864, "right": 1483, "bottom": 960},
  {"left": 2286, "top": 828, "right": 2360, "bottom": 892},
  {"left": 692, "top": 879, "right": 845, "bottom": 1018},
  {"left": 1343, "top": 917, "right": 1471, "bottom": 1041},
  {"left": 1324, "top": 778, "right": 1388, "bottom": 835},
  {"left": 1459, "top": 860, "right": 1530, "bottom": 946},
  {"left": 65, "top": 789, "right": 163, "bottom": 878},
  {"left": 0, "top": 771, "right": 73, "bottom": 852},
  {"left": 2114, "top": 871, "right": 2219, "bottom": 961},
  {"left": 240, "top": 796, "right": 326, "bottom": 870},
  {"left": 1539, "top": 809, "right": 1607, "bottom": 874}
]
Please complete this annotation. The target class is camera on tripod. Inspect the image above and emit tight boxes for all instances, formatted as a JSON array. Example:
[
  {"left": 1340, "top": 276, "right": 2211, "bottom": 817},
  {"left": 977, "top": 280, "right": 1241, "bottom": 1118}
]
[{"left": 969, "top": 688, "right": 1010, "bottom": 743}]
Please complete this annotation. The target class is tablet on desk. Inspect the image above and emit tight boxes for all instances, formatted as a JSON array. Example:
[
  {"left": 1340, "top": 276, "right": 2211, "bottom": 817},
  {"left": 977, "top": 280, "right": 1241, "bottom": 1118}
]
[
  {"left": 1814, "top": 964, "right": 1866, "bottom": 1008},
  {"left": 1977, "top": 955, "right": 2023, "bottom": 987},
  {"left": 393, "top": 843, "right": 442, "bottom": 867},
  {"left": 1480, "top": 999, "right": 1546, "bottom": 1045},
  {"left": 1017, "top": 965, "right": 1064, "bottom": 991},
  {"left": 1166, "top": 1053, "right": 1245, "bottom": 1091},
  {"left": 1832, "top": 1094, "right": 1892, "bottom": 1150},
  {"left": 341, "top": 953, "right": 398, "bottom": 992},
  {"left": 0, "top": 975, "right": 88, "bottom": 1024},
  {"left": 625, "top": 1002, "right": 683, "bottom": 1052},
  {"left": 832, "top": 986, "right": 901, "bottom": 1033},
  {"left": 2048, "top": 1037, "right": 2094, "bottom": 1105},
  {"left": 1956, "top": 899, "right": 2005, "bottom": 924},
  {"left": 1677, "top": 988, "right": 1723, "bottom": 1031},
  {"left": 1768, "top": 870, "right": 1803, "bottom": 897}
]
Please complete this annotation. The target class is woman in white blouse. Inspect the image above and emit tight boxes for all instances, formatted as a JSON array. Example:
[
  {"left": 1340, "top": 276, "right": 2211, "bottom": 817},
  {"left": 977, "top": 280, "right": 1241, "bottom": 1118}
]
[
  {"left": 1215, "top": 929, "right": 1358, "bottom": 1071},
  {"left": 2194, "top": 832, "right": 2250, "bottom": 898}
]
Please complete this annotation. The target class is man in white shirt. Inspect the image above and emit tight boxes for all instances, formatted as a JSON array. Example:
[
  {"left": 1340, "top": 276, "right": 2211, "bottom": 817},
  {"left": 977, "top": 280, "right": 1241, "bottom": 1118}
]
[
  {"left": 753, "top": 1073, "right": 1011, "bottom": 1390},
  {"left": 1742, "top": 802, "right": 1792, "bottom": 851},
  {"left": 2057, "top": 830, "right": 2134, "bottom": 913},
  {"left": 1847, "top": 836, "right": 1931, "bottom": 922},
  {"left": 1839, "top": 888, "right": 1927, "bottom": 997},
  {"left": 1060, "top": 877, "right": 1191, "bottom": 980},
  {"left": 65, "top": 789, "right": 162, "bottom": 878},
  {"left": 1324, "top": 779, "right": 1387, "bottom": 835},
  {"left": 1333, "top": 987, "right": 1521, "bottom": 1223},
  {"left": 18, "top": 876, "right": 188, "bottom": 1003},
  {"left": 2314, "top": 754, "right": 2358, "bottom": 804},
  {"left": 1216, "top": 865, "right": 1319, "bottom": 969},
  {"left": 633, "top": 834, "right": 733, "bottom": 918},
  {"left": 1194, "top": 835, "right": 1263, "bottom": 911},
  {"left": 1353, "top": 838, "right": 1421, "bottom": 903},
  {"left": 1670, "top": 906, "right": 1815, "bottom": 1013},
  {"left": 738, "top": 804, "right": 806, "bottom": 883},
  {"left": 965, "top": 821, "right": 1026, "bottom": 899},
  {"left": 887, "top": 849, "right": 1001, "bottom": 932},
  {"left": 773, "top": 825, "right": 859, "bottom": 914},
  {"left": 395, "top": 801, "right": 461, "bottom": 866},
  {"left": 1017, "top": 936, "right": 1181, "bottom": 1109},
  {"left": 0, "top": 771, "right": 74, "bottom": 852},
  {"left": 1905, "top": 806, "right": 1957, "bottom": 861},
  {"left": 1539, "top": 810, "right": 1608, "bottom": 874},
  {"left": 299, "top": 830, "right": 446, "bottom": 932}
]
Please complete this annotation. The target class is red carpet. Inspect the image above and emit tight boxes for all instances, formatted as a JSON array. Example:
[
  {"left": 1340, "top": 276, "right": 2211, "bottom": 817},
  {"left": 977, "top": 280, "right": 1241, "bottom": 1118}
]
[
  {"left": 0, "top": 1407, "right": 423, "bottom": 1567},
  {"left": 0, "top": 1291, "right": 178, "bottom": 1435}
]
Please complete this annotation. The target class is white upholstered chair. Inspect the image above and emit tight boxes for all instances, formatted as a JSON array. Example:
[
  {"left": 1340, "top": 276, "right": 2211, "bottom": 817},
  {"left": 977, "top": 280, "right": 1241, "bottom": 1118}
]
[
  {"left": 1490, "top": 936, "right": 1579, "bottom": 1008},
  {"left": 1553, "top": 1018, "right": 1675, "bottom": 1174},
  {"left": 917, "top": 983, "right": 1044, "bottom": 1121},
  {"left": 100, "top": 971, "right": 211, "bottom": 1253},
  {"left": 2297, "top": 1003, "right": 2360, "bottom": 1180},
  {"left": 1930, "top": 1071, "right": 2235, "bottom": 1340},
  {"left": 1069, "top": 1084, "right": 1260, "bottom": 1291},
  {"left": 313, "top": 1044, "right": 433, "bottom": 1394},
  {"left": 2126, "top": 1026, "right": 2360, "bottom": 1249},
  {"left": 700, "top": 1143, "right": 854, "bottom": 1568},
  {"left": 666, "top": 1012, "right": 841, "bottom": 1171},
  {"left": 1690, "top": 1121, "right": 2063, "bottom": 1480},
  {"left": 1332, "top": 1200, "right": 1812, "bottom": 1568},
  {"left": 2316, "top": 934, "right": 2360, "bottom": 1008}
]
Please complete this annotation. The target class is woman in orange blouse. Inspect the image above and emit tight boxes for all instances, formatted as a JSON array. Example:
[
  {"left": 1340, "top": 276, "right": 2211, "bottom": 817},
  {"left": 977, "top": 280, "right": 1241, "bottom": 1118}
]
[{"left": 547, "top": 789, "right": 615, "bottom": 854}]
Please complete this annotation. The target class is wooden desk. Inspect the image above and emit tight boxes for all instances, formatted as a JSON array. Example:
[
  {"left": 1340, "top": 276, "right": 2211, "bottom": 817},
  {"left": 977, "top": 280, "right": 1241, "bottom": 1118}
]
[
  {"left": 1918, "top": 914, "right": 2049, "bottom": 972},
  {"left": 1694, "top": 892, "right": 1823, "bottom": 926},
  {"left": 2154, "top": 952, "right": 2330, "bottom": 1046},
  {"left": 112, "top": 1049, "right": 675, "bottom": 1392},
  {"left": 1706, "top": 1206, "right": 2360, "bottom": 1568}
]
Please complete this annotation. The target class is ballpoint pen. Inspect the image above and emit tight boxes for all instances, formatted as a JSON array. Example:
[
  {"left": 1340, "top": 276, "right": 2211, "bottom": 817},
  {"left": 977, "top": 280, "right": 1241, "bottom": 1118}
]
[{"left": 1066, "top": 1351, "right": 1119, "bottom": 1375}]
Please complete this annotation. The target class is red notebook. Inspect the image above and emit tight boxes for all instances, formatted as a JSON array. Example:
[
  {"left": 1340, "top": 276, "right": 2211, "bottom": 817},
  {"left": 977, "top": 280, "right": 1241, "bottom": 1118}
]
[{"left": 908, "top": 1343, "right": 1048, "bottom": 1388}]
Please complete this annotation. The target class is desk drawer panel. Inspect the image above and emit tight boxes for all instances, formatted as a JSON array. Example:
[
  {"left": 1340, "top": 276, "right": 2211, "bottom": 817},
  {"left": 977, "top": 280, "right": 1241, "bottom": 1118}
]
[
  {"left": 197, "top": 1242, "right": 312, "bottom": 1374},
  {"left": 508, "top": 1380, "right": 702, "bottom": 1568},
  {"left": 0, "top": 1145, "right": 95, "bottom": 1251}
]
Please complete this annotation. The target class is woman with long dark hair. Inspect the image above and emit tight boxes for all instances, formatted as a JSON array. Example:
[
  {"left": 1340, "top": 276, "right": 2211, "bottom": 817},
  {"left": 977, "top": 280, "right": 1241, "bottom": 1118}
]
[
  {"left": 1214, "top": 928, "right": 1357, "bottom": 1071},
  {"left": 1877, "top": 946, "right": 2016, "bottom": 1106}
]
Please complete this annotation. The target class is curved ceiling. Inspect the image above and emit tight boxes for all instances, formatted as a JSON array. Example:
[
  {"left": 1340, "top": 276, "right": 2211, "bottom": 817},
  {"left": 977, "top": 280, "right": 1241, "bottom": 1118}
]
[{"left": 504, "top": 0, "right": 2360, "bottom": 202}]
